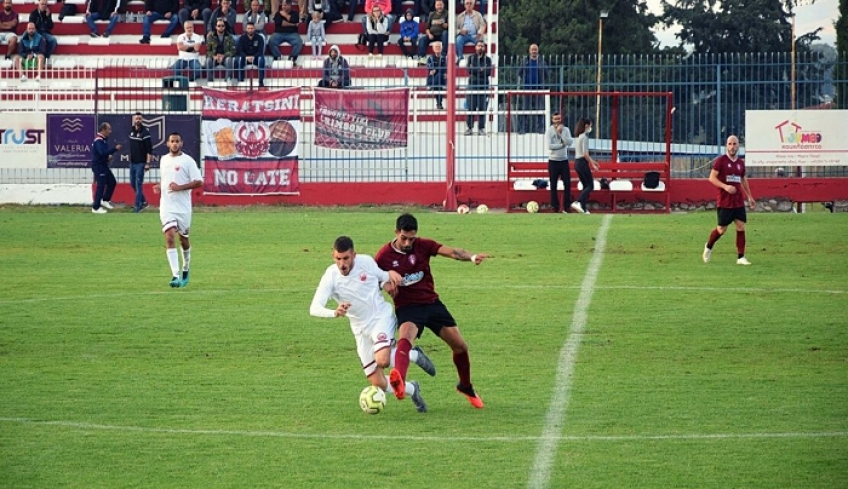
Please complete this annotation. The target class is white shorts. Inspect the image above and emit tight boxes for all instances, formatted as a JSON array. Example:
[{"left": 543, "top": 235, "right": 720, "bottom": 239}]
[
  {"left": 160, "top": 212, "right": 191, "bottom": 237},
  {"left": 0, "top": 33, "right": 17, "bottom": 43},
  {"left": 354, "top": 313, "right": 397, "bottom": 377}
]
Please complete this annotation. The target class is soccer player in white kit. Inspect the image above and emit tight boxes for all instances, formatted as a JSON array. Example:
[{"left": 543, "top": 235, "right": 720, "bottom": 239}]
[
  {"left": 310, "top": 236, "right": 436, "bottom": 413},
  {"left": 153, "top": 132, "right": 203, "bottom": 288}
]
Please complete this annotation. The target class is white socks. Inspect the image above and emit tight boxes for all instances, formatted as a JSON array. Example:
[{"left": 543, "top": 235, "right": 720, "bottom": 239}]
[
  {"left": 382, "top": 381, "right": 416, "bottom": 397},
  {"left": 167, "top": 247, "right": 192, "bottom": 277},
  {"left": 166, "top": 248, "right": 180, "bottom": 277},
  {"left": 389, "top": 346, "right": 419, "bottom": 368}
]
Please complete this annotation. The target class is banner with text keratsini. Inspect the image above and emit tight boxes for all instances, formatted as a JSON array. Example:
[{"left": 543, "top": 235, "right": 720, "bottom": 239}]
[
  {"left": 314, "top": 88, "right": 408, "bottom": 150},
  {"left": 201, "top": 87, "right": 301, "bottom": 195}
]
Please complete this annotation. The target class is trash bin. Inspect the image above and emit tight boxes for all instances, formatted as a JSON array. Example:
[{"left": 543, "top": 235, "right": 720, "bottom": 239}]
[{"left": 162, "top": 75, "right": 189, "bottom": 112}]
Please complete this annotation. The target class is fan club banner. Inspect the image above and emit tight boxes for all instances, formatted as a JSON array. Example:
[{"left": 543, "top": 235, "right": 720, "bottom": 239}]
[
  {"left": 314, "top": 88, "right": 408, "bottom": 150},
  {"left": 202, "top": 87, "right": 301, "bottom": 195}
]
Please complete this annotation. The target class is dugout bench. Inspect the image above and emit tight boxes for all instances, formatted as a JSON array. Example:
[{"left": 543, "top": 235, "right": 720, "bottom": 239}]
[{"left": 507, "top": 161, "right": 671, "bottom": 213}]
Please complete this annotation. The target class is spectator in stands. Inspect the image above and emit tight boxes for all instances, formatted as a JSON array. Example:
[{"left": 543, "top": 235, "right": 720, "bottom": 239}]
[
  {"left": 425, "top": 41, "right": 446, "bottom": 110},
  {"left": 454, "top": 0, "right": 483, "bottom": 63},
  {"left": 396, "top": 9, "right": 417, "bottom": 58},
  {"left": 268, "top": 1, "right": 303, "bottom": 65},
  {"left": 465, "top": 40, "right": 491, "bottom": 135},
  {"left": 0, "top": 0, "right": 19, "bottom": 60},
  {"left": 517, "top": 43, "right": 549, "bottom": 133},
  {"left": 234, "top": 21, "right": 266, "bottom": 87},
  {"left": 29, "top": 0, "right": 56, "bottom": 59},
  {"left": 245, "top": 0, "right": 272, "bottom": 16},
  {"left": 172, "top": 21, "right": 204, "bottom": 81},
  {"left": 15, "top": 22, "right": 45, "bottom": 81},
  {"left": 545, "top": 111, "right": 573, "bottom": 213},
  {"left": 85, "top": 0, "right": 122, "bottom": 38},
  {"left": 139, "top": 0, "right": 180, "bottom": 43},
  {"left": 364, "top": 4, "right": 388, "bottom": 57},
  {"left": 243, "top": 0, "right": 269, "bottom": 38},
  {"left": 129, "top": 112, "right": 153, "bottom": 213},
  {"left": 317, "top": 43, "right": 349, "bottom": 88},
  {"left": 571, "top": 116, "right": 599, "bottom": 214},
  {"left": 207, "top": 0, "right": 236, "bottom": 36},
  {"left": 308, "top": 0, "right": 341, "bottom": 24},
  {"left": 178, "top": 0, "right": 212, "bottom": 34},
  {"left": 341, "top": 0, "right": 357, "bottom": 22},
  {"left": 91, "top": 122, "right": 122, "bottom": 214},
  {"left": 416, "top": 0, "right": 446, "bottom": 64},
  {"left": 360, "top": 0, "right": 393, "bottom": 36},
  {"left": 206, "top": 18, "right": 235, "bottom": 81},
  {"left": 307, "top": 11, "right": 325, "bottom": 58}
]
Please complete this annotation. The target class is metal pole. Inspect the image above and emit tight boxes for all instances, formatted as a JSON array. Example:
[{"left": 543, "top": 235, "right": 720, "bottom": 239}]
[
  {"left": 444, "top": 0, "right": 458, "bottom": 211},
  {"left": 595, "top": 15, "right": 603, "bottom": 132}
]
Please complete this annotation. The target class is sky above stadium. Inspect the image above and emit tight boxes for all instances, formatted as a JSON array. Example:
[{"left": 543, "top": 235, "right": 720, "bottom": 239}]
[{"left": 646, "top": 0, "right": 839, "bottom": 48}]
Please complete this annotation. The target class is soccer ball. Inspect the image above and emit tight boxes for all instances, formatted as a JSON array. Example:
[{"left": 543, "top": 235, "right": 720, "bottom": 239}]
[
  {"left": 526, "top": 201, "right": 539, "bottom": 213},
  {"left": 476, "top": 204, "right": 489, "bottom": 214},
  {"left": 457, "top": 204, "right": 470, "bottom": 214},
  {"left": 359, "top": 385, "right": 386, "bottom": 414}
]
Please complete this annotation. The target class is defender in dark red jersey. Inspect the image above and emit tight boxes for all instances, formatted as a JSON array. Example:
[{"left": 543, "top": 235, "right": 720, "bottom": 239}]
[
  {"left": 703, "top": 135, "right": 756, "bottom": 265},
  {"left": 375, "top": 213, "right": 489, "bottom": 408}
]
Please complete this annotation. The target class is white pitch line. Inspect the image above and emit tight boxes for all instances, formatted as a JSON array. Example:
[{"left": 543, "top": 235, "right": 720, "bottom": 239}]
[
  {"left": 528, "top": 214, "right": 613, "bottom": 489},
  {"left": 1, "top": 417, "right": 845, "bottom": 443},
  {"left": 1, "top": 284, "right": 844, "bottom": 306}
]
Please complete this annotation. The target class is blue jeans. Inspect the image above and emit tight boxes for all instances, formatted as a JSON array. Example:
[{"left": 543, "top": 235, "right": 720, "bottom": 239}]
[
  {"left": 86, "top": 12, "right": 120, "bottom": 36},
  {"left": 130, "top": 163, "right": 147, "bottom": 211},
  {"left": 173, "top": 59, "right": 202, "bottom": 81},
  {"left": 234, "top": 55, "right": 266, "bottom": 85},
  {"left": 268, "top": 32, "right": 303, "bottom": 60},
  {"left": 455, "top": 33, "right": 476, "bottom": 60},
  {"left": 417, "top": 31, "right": 447, "bottom": 58},
  {"left": 40, "top": 32, "right": 57, "bottom": 57},
  {"left": 143, "top": 12, "right": 179, "bottom": 38}
]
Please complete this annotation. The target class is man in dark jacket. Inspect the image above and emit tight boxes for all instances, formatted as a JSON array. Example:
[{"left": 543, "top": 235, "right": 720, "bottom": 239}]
[
  {"left": 235, "top": 22, "right": 266, "bottom": 87},
  {"left": 91, "top": 122, "right": 122, "bottom": 214},
  {"left": 464, "top": 40, "right": 491, "bottom": 135},
  {"left": 85, "top": 0, "right": 123, "bottom": 38},
  {"left": 29, "top": 0, "right": 56, "bottom": 58},
  {"left": 206, "top": 18, "right": 236, "bottom": 82},
  {"left": 139, "top": 0, "right": 179, "bottom": 43},
  {"left": 179, "top": 0, "right": 212, "bottom": 33},
  {"left": 129, "top": 112, "right": 153, "bottom": 213}
]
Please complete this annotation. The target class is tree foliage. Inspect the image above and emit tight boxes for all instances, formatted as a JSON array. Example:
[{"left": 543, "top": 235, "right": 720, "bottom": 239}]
[
  {"left": 837, "top": 0, "right": 848, "bottom": 108},
  {"left": 498, "top": 0, "right": 660, "bottom": 59},
  {"left": 659, "top": 0, "right": 821, "bottom": 53}
]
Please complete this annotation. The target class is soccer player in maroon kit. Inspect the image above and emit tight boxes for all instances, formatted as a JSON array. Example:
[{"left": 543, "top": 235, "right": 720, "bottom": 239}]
[
  {"left": 703, "top": 135, "right": 756, "bottom": 265},
  {"left": 375, "top": 213, "right": 489, "bottom": 408}
]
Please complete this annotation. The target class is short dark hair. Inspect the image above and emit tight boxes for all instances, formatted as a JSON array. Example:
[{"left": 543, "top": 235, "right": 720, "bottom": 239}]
[
  {"left": 168, "top": 131, "right": 182, "bottom": 141},
  {"left": 246, "top": 21, "right": 255, "bottom": 27},
  {"left": 396, "top": 213, "right": 418, "bottom": 232},
  {"left": 334, "top": 236, "right": 354, "bottom": 252},
  {"left": 134, "top": 111, "right": 142, "bottom": 117}
]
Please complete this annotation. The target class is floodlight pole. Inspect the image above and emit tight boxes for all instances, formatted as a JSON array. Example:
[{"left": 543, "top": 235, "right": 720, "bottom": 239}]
[{"left": 595, "top": 10, "right": 608, "bottom": 136}]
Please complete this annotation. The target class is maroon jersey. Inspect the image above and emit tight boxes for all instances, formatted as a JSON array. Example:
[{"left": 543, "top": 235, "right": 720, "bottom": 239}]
[
  {"left": 375, "top": 237, "right": 442, "bottom": 309},
  {"left": 712, "top": 154, "right": 746, "bottom": 208}
]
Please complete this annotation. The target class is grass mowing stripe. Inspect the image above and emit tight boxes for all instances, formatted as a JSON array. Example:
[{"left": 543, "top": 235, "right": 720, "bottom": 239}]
[
  {"left": 2, "top": 285, "right": 843, "bottom": 305},
  {"left": 528, "top": 214, "right": 613, "bottom": 489},
  {"left": 2, "top": 418, "right": 845, "bottom": 443}
]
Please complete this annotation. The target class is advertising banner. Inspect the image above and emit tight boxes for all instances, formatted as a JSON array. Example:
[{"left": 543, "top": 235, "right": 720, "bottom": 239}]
[
  {"left": 314, "top": 88, "right": 408, "bottom": 150},
  {"left": 0, "top": 112, "right": 47, "bottom": 169},
  {"left": 745, "top": 110, "right": 848, "bottom": 166},
  {"left": 98, "top": 114, "right": 201, "bottom": 169},
  {"left": 47, "top": 115, "right": 96, "bottom": 168},
  {"left": 201, "top": 87, "right": 301, "bottom": 195}
]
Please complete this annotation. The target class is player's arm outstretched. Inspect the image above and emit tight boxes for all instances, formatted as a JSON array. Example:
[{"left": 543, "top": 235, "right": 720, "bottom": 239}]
[
  {"left": 437, "top": 245, "right": 490, "bottom": 265},
  {"left": 309, "top": 271, "right": 350, "bottom": 318}
]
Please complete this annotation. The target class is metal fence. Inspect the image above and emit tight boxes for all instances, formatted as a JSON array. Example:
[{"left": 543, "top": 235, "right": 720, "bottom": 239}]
[{"left": 1, "top": 51, "right": 845, "bottom": 185}]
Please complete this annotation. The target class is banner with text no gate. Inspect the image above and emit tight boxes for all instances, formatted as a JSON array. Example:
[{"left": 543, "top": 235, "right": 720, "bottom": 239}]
[
  {"left": 314, "top": 88, "right": 408, "bottom": 150},
  {"left": 201, "top": 88, "right": 301, "bottom": 195}
]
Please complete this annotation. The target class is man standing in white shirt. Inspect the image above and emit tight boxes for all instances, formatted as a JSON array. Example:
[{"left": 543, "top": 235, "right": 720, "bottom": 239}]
[
  {"left": 153, "top": 132, "right": 202, "bottom": 288},
  {"left": 310, "top": 236, "right": 436, "bottom": 413},
  {"left": 173, "top": 21, "right": 205, "bottom": 81}
]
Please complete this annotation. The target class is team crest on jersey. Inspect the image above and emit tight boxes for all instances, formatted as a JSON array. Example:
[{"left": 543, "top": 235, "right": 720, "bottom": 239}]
[
  {"left": 392, "top": 260, "right": 399, "bottom": 268},
  {"left": 359, "top": 273, "right": 367, "bottom": 282},
  {"left": 175, "top": 166, "right": 181, "bottom": 171},
  {"left": 377, "top": 332, "right": 388, "bottom": 342},
  {"left": 408, "top": 255, "right": 416, "bottom": 265}
]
